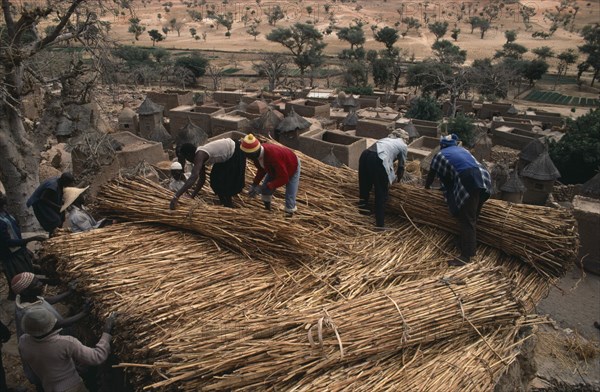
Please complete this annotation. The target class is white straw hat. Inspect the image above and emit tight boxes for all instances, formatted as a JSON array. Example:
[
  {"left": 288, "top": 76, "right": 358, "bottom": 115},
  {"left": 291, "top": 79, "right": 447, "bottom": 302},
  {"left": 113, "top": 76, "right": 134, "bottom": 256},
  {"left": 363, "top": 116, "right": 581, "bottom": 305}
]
[
  {"left": 61, "top": 186, "right": 89, "bottom": 212},
  {"left": 170, "top": 161, "right": 183, "bottom": 170}
]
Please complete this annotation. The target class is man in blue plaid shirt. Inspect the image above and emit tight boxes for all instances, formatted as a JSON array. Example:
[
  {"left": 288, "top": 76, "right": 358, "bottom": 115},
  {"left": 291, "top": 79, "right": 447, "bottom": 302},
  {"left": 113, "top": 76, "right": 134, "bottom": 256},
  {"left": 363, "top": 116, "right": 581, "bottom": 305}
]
[{"left": 425, "top": 134, "right": 491, "bottom": 266}]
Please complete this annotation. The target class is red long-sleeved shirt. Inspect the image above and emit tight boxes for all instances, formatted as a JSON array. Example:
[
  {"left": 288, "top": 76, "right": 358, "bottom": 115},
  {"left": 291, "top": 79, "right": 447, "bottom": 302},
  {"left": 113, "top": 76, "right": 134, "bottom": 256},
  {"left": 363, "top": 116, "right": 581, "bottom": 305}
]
[{"left": 251, "top": 144, "right": 298, "bottom": 190}]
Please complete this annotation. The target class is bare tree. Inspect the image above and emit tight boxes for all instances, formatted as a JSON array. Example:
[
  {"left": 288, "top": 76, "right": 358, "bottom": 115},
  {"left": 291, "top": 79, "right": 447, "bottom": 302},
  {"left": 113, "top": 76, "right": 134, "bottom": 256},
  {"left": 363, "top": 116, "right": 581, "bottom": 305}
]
[
  {"left": 252, "top": 53, "right": 288, "bottom": 92},
  {"left": 206, "top": 64, "right": 224, "bottom": 90},
  {"left": 0, "top": 0, "right": 112, "bottom": 228}
]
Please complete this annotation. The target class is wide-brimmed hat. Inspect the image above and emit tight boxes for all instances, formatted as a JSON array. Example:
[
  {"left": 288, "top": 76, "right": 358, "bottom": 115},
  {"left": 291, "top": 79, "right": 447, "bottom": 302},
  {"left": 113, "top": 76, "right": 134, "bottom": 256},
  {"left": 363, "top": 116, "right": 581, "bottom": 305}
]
[
  {"left": 21, "top": 306, "right": 57, "bottom": 337},
  {"left": 240, "top": 134, "right": 261, "bottom": 153},
  {"left": 61, "top": 186, "right": 89, "bottom": 212}
]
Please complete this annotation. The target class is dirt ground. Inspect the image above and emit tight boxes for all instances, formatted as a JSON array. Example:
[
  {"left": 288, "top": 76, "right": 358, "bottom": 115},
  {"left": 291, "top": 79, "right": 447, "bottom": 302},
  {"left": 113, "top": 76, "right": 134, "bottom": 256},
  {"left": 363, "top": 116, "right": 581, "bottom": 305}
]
[{"left": 104, "top": 0, "right": 599, "bottom": 68}]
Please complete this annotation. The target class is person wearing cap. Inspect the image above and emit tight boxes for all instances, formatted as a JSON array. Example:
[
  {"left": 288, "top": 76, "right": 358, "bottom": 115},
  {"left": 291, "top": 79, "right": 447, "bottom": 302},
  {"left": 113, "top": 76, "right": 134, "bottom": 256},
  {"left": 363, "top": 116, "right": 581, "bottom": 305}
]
[
  {"left": 0, "top": 193, "right": 45, "bottom": 300},
  {"left": 170, "top": 138, "right": 246, "bottom": 209},
  {"left": 62, "top": 187, "right": 110, "bottom": 233},
  {"left": 358, "top": 132, "right": 408, "bottom": 228},
  {"left": 425, "top": 133, "right": 491, "bottom": 267},
  {"left": 19, "top": 306, "right": 117, "bottom": 392},
  {"left": 240, "top": 134, "right": 301, "bottom": 216},
  {"left": 12, "top": 272, "right": 90, "bottom": 339},
  {"left": 27, "top": 172, "right": 75, "bottom": 234},
  {"left": 168, "top": 161, "right": 188, "bottom": 192}
]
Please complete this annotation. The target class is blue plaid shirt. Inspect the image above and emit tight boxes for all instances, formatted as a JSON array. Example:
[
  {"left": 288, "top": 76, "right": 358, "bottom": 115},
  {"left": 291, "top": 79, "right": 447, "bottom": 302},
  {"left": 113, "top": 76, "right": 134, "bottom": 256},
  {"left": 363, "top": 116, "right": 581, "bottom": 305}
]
[{"left": 429, "top": 146, "right": 492, "bottom": 216}]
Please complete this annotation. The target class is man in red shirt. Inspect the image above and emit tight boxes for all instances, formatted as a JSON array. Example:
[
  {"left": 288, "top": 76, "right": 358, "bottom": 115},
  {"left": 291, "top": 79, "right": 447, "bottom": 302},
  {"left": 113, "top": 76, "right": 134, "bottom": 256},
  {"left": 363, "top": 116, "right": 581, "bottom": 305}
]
[{"left": 241, "top": 134, "right": 301, "bottom": 216}]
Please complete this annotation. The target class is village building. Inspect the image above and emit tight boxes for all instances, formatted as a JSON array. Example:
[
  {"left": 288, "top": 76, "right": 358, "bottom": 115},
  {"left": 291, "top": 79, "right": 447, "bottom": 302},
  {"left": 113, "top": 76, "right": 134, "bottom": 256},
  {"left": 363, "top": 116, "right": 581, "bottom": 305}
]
[{"left": 521, "top": 151, "right": 561, "bottom": 205}]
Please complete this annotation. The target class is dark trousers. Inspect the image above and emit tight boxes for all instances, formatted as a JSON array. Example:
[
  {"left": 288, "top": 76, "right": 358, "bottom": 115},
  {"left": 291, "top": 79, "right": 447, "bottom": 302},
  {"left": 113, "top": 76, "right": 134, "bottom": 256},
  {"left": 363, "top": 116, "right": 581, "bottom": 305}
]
[
  {"left": 358, "top": 150, "right": 389, "bottom": 227},
  {"left": 457, "top": 190, "right": 485, "bottom": 259}
]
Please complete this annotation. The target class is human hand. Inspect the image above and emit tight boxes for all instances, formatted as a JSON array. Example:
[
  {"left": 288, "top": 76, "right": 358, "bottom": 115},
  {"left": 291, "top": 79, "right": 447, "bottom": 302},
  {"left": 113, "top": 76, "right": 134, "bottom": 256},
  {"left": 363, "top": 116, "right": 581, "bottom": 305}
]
[
  {"left": 103, "top": 312, "right": 118, "bottom": 334},
  {"left": 169, "top": 197, "right": 178, "bottom": 210},
  {"left": 247, "top": 184, "right": 261, "bottom": 198},
  {"left": 68, "top": 280, "right": 79, "bottom": 291}
]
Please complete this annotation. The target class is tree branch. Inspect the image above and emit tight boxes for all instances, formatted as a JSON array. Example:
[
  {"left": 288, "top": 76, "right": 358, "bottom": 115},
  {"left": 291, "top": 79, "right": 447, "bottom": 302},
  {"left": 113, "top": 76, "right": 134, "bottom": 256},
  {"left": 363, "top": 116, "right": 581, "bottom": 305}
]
[{"left": 34, "top": 0, "right": 86, "bottom": 53}]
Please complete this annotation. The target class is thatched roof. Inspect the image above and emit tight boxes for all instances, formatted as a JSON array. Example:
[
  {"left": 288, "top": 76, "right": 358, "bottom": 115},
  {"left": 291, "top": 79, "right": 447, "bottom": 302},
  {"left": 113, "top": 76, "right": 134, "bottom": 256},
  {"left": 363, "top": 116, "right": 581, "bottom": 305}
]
[
  {"left": 253, "top": 108, "right": 284, "bottom": 132},
  {"left": 491, "top": 163, "right": 510, "bottom": 194},
  {"left": 404, "top": 122, "right": 419, "bottom": 139},
  {"left": 235, "top": 99, "right": 248, "bottom": 112},
  {"left": 137, "top": 98, "right": 163, "bottom": 115},
  {"left": 581, "top": 172, "right": 600, "bottom": 199},
  {"left": 176, "top": 118, "right": 208, "bottom": 147},
  {"left": 342, "top": 111, "right": 358, "bottom": 127},
  {"left": 145, "top": 125, "right": 172, "bottom": 148},
  {"left": 500, "top": 170, "right": 525, "bottom": 193},
  {"left": 474, "top": 133, "right": 493, "bottom": 147},
  {"left": 519, "top": 138, "right": 545, "bottom": 163},
  {"left": 321, "top": 149, "right": 343, "bottom": 168},
  {"left": 507, "top": 105, "right": 518, "bottom": 115},
  {"left": 276, "top": 108, "right": 311, "bottom": 133},
  {"left": 521, "top": 152, "right": 560, "bottom": 181}
]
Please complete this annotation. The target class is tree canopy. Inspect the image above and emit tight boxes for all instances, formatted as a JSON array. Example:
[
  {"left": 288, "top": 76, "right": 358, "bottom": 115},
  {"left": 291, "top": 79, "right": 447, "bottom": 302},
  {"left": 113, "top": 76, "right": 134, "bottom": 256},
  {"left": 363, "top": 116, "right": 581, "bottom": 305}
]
[{"left": 549, "top": 108, "right": 600, "bottom": 184}]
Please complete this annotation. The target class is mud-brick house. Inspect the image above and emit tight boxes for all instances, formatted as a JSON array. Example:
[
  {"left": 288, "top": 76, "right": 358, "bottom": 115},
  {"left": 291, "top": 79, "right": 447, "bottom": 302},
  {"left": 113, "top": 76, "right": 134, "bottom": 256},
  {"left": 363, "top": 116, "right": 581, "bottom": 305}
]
[
  {"left": 521, "top": 151, "right": 561, "bottom": 205},
  {"left": 137, "top": 98, "right": 171, "bottom": 148},
  {"left": 274, "top": 108, "right": 311, "bottom": 150}
]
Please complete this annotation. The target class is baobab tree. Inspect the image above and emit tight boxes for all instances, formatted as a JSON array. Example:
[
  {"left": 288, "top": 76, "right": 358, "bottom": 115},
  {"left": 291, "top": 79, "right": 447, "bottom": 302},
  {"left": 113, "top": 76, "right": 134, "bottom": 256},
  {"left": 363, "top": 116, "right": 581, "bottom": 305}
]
[{"left": 0, "top": 0, "right": 112, "bottom": 229}]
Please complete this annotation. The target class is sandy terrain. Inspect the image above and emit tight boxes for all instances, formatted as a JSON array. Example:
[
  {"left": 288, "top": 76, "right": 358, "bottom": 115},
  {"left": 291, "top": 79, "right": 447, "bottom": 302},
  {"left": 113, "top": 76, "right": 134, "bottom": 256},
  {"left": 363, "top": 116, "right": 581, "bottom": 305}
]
[{"left": 103, "top": 0, "right": 599, "bottom": 66}]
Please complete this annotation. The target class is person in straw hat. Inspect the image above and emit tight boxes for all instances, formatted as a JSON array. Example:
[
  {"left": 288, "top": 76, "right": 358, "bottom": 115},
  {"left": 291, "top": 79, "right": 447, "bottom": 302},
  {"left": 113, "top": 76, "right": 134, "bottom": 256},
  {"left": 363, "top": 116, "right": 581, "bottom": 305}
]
[
  {"left": 61, "top": 187, "right": 110, "bottom": 233},
  {"left": 12, "top": 272, "right": 90, "bottom": 340},
  {"left": 425, "top": 133, "right": 491, "bottom": 267},
  {"left": 240, "top": 134, "right": 301, "bottom": 216},
  {"left": 358, "top": 131, "right": 408, "bottom": 229},
  {"left": 26, "top": 172, "right": 75, "bottom": 234},
  {"left": 0, "top": 192, "right": 46, "bottom": 300},
  {"left": 170, "top": 138, "right": 246, "bottom": 209},
  {"left": 168, "top": 161, "right": 188, "bottom": 192},
  {"left": 19, "top": 306, "right": 117, "bottom": 392}
]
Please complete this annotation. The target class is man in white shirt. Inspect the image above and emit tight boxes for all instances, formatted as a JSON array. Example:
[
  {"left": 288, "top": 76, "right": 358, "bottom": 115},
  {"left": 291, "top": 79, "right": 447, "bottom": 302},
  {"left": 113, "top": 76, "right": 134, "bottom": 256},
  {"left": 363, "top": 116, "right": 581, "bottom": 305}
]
[{"left": 358, "top": 132, "right": 408, "bottom": 228}]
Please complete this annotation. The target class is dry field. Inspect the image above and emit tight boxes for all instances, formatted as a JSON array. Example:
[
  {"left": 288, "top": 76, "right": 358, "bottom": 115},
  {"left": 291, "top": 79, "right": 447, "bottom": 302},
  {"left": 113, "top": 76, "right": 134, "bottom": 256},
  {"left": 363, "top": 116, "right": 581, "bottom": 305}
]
[{"left": 104, "top": 0, "right": 600, "bottom": 65}]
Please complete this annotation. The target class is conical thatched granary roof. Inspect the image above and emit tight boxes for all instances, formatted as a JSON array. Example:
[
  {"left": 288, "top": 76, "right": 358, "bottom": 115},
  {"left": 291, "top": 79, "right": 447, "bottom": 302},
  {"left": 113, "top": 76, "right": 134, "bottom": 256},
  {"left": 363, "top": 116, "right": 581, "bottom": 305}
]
[
  {"left": 474, "top": 132, "right": 493, "bottom": 148},
  {"left": 507, "top": 105, "right": 518, "bottom": 115},
  {"left": 521, "top": 151, "right": 561, "bottom": 181},
  {"left": 175, "top": 118, "right": 208, "bottom": 147},
  {"left": 404, "top": 122, "right": 419, "bottom": 139},
  {"left": 491, "top": 163, "right": 510, "bottom": 195},
  {"left": 519, "top": 138, "right": 546, "bottom": 163},
  {"left": 137, "top": 97, "right": 163, "bottom": 115},
  {"left": 342, "top": 110, "right": 358, "bottom": 127},
  {"left": 500, "top": 170, "right": 526, "bottom": 193},
  {"left": 581, "top": 172, "right": 600, "bottom": 199},
  {"left": 276, "top": 108, "right": 311, "bottom": 133},
  {"left": 252, "top": 108, "right": 284, "bottom": 133},
  {"left": 321, "top": 148, "right": 343, "bottom": 168},
  {"left": 235, "top": 99, "right": 248, "bottom": 112}
]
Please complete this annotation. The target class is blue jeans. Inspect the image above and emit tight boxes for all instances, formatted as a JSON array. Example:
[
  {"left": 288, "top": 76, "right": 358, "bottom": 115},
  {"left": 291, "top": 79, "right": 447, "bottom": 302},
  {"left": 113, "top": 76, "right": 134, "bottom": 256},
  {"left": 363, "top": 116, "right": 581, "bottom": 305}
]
[{"left": 262, "top": 158, "right": 301, "bottom": 212}]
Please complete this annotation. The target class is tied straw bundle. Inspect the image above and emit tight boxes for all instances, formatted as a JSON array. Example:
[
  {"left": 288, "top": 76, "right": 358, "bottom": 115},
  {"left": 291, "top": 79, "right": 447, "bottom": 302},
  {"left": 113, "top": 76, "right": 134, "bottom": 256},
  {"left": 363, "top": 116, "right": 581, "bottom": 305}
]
[
  {"left": 96, "top": 177, "right": 314, "bottom": 260},
  {"left": 386, "top": 185, "right": 579, "bottom": 279},
  {"left": 140, "top": 265, "right": 523, "bottom": 390}
]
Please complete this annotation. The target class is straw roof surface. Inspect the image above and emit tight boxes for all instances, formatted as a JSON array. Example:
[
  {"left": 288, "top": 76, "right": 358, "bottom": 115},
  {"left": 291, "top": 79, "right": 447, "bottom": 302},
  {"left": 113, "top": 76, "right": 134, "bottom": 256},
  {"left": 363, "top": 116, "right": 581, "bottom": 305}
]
[
  {"left": 519, "top": 138, "right": 546, "bottom": 163},
  {"left": 175, "top": 118, "right": 208, "bottom": 147},
  {"left": 118, "top": 106, "right": 137, "bottom": 121},
  {"left": 342, "top": 110, "right": 358, "bottom": 127},
  {"left": 521, "top": 151, "right": 561, "bottom": 181},
  {"left": 41, "top": 145, "right": 578, "bottom": 391},
  {"left": 276, "top": 108, "right": 311, "bottom": 133},
  {"left": 252, "top": 107, "right": 284, "bottom": 133},
  {"left": 501, "top": 170, "right": 526, "bottom": 193},
  {"left": 581, "top": 172, "right": 600, "bottom": 199},
  {"left": 321, "top": 149, "right": 344, "bottom": 167},
  {"left": 136, "top": 97, "right": 163, "bottom": 115}
]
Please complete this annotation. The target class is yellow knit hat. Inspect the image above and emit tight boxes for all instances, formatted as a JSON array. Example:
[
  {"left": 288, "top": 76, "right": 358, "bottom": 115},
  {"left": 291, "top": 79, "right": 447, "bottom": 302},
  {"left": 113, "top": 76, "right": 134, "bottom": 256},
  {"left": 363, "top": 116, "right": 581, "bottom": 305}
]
[{"left": 240, "top": 134, "right": 261, "bottom": 153}]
